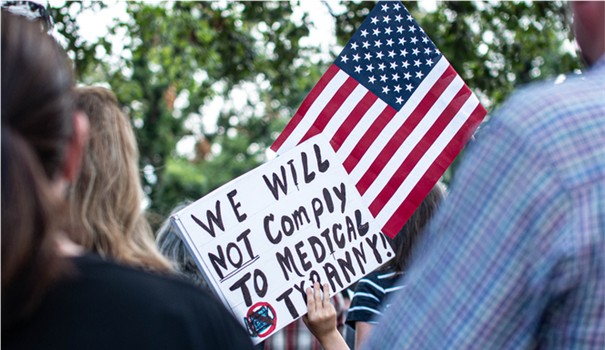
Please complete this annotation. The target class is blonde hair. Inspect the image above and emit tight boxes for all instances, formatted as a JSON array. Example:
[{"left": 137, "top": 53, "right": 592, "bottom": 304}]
[{"left": 68, "top": 86, "right": 172, "bottom": 273}]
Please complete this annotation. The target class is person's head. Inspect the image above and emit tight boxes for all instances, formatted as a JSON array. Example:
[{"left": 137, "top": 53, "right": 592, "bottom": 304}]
[
  {"left": 570, "top": 1, "right": 605, "bottom": 66},
  {"left": 156, "top": 202, "right": 209, "bottom": 289},
  {"left": 384, "top": 182, "right": 446, "bottom": 274},
  {"left": 1, "top": 12, "right": 88, "bottom": 320},
  {"left": 0, "top": 0, "right": 53, "bottom": 32},
  {"left": 67, "top": 86, "right": 172, "bottom": 273}
]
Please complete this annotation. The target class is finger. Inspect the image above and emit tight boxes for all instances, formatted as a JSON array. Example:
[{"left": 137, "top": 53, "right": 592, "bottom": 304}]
[
  {"left": 306, "top": 287, "right": 315, "bottom": 313},
  {"left": 314, "top": 282, "right": 322, "bottom": 308},
  {"left": 322, "top": 283, "right": 331, "bottom": 306}
]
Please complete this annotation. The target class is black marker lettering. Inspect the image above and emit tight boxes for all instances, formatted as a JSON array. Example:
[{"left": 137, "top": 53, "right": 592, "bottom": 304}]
[
  {"left": 229, "top": 272, "right": 253, "bottom": 307},
  {"left": 276, "top": 288, "right": 299, "bottom": 319},
  {"left": 263, "top": 166, "right": 288, "bottom": 200},
  {"left": 190, "top": 200, "right": 224, "bottom": 237},
  {"left": 227, "top": 189, "right": 247, "bottom": 222}
]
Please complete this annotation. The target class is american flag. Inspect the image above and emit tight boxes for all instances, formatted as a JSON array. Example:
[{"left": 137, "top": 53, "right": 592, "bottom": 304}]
[{"left": 271, "top": 1, "right": 487, "bottom": 238}]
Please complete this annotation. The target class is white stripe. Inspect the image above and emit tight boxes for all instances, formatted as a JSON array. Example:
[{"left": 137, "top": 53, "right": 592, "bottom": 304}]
[
  {"left": 375, "top": 95, "right": 480, "bottom": 226},
  {"left": 336, "top": 99, "right": 388, "bottom": 159},
  {"left": 277, "top": 69, "right": 349, "bottom": 153},
  {"left": 377, "top": 271, "right": 400, "bottom": 279},
  {"left": 322, "top": 83, "right": 368, "bottom": 140},
  {"left": 385, "top": 285, "right": 405, "bottom": 293},
  {"left": 347, "top": 306, "right": 383, "bottom": 315},
  {"left": 351, "top": 291, "right": 381, "bottom": 303},
  {"left": 347, "top": 57, "right": 450, "bottom": 182},
  {"left": 360, "top": 75, "right": 465, "bottom": 203},
  {"left": 358, "top": 278, "right": 385, "bottom": 294}
]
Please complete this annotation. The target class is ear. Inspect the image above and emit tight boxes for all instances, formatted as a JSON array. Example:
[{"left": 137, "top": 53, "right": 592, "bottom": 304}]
[{"left": 61, "top": 111, "right": 89, "bottom": 182}]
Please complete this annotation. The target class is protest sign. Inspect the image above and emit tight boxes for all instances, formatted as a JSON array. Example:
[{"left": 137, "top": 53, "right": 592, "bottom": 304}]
[{"left": 171, "top": 136, "right": 393, "bottom": 344}]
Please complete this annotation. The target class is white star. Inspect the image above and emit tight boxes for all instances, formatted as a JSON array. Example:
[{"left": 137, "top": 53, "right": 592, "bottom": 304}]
[
  {"left": 393, "top": 3, "right": 401, "bottom": 11},
  {"left": 364, "top": 52, "right": 373, "bottom": 60},
  {"left": 396, "top": 26, "right": 405, "bottom": 34},
  {"left": 385, "top": 27, "right": 393, "bottom": 35},
  {"left": 398, "top": 37, "right": 407, "bottom": 45},
  {"left": 407, "top": 15, "right": 413, "bottom": 21},
  {"left": 368, "top": 76, "right": 376, "bottom": 84},
  {"left": 378, "top": 62, "right": 386, "bottom": 71},
  {"left": 382, "top": 85, "right": 391, "bottom": 94},
  {"left": 341, "top": 55, "right": 349, "bottom": 64},
  {"left": 362, "top": 41, "right": 370, "bottom": 49},
  {"left": 372, "top": 28, "right": 381, "bottom": 36},
  {"left": 415, "top": 71, "right": 424, "bottom": 79},
  {"left": 390, "top": 61, "right": 398, "bottom": 69},
  {"left": 400, "top": 49, "right": 408, "bottom": 57},
  {"left": 410, "top": 37, "right": 418, "bottom": 44},
  {"left": 406, "top": 83, "right": 414, "bottom": 91},
  {"left": 380, "top": 74, "right": 388, "bottom": 82},
  {"left": 394, "top": 84, "right": 402, "bottom": 92},
  {"left": 391, "top": 73, "right": 400, "bottom": 81},
  {"left": 395, "top": 14, "right": 403, "bottom": 22},
  {"left": 402, "top": 60, "right": 410, "bottom": 68},
  {"left": 404, "top": 72, "right": 412, "bottom": 80},
  {"left": 360, "top": 29, "right": 368, "bottom": 38},
  {"left": 414, "top": 59, "right": 422, "bottom": 67},
  {"left": 412, "top": 48, "right": 420, "bottom": 56},
  {"left": 422, "top": 36, "right": 429, "bottom": 44},
  {"left": 424, "top": 47, "right": 432, "bottom": 55},
  {"left": 354, "top": 65, "right": 362, "bottom": 73},
  {"left": 350, "top": 42, "right": 358, "bottom": 50},
  {"left": 366, "top": 64, "right": 374, "bottom": 72},
  {"left": 376, "top": 51, "right": 384, "bottom": 59},
  {"left": 425, "top": 58, "right": 434, "bottom": 66},
  {"left": 371, "top": 16, "right": 379, "bottom": 25},
  {"left": 409, "top": 25, "right": 417, "bottom": 33},
  {"left": 383, "top": 15, "right": 391, "bottom": 24},
  {"left": 381, "top": 4, "right": 389, "bottom": 11},
  {"left": 386, "top": 39, "right": 394, "bottom": 47},
  {"left": 374, "top": 40, "right": 382, "bottom": 48},
  {"left": 388, "top": 50, "right": 396, "bottom": 58},
  {"left": 396, "top": 96, "right": 404, "bottom": 104},
  {"left": 352, "top": 53, "right": 360, "bottom": 62}
]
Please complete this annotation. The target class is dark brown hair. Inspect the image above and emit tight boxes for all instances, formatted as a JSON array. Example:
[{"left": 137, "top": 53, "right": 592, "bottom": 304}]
[
  {"left": 1, "top": 12, "right": 75, "bottom": 326},
  {"left": 383, "top": 183, "right": 446, "bottom": 274}
]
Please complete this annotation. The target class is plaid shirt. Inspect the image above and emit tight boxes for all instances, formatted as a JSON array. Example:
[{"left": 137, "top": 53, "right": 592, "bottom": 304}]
[
  {"left": 262, "top": 293, "right": 346, "bottom": 350},
  {"left": 366, "top": 55, "right": 605, "bottom": 349}
]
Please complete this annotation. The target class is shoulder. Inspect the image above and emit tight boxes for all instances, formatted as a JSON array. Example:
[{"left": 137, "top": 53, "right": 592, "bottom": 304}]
[
  {"left": 474, "top": 63, "right": 605, "bottom": 189},
  {"left": 489, "top": 63, "right": 604, "bottom": 144},
  {"left": 72, "top": 254, "right": 211, "bottom": 304},
  {"left": 23, "top": 254, "right": 255, "bottom": 349},
  {"left": 355, "top": 268, "right": 403, "bottom": 295}
]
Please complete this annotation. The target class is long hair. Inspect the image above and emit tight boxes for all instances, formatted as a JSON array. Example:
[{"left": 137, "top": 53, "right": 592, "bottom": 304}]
[
  {"left": 67, "top": 86, "right": 172, "bottom": 273},
  {"left": 383, "top": 182, "right": 446, "bottom": 274},
  {"left": 1, "top": 12, "right": 74, "bottom": 324}
]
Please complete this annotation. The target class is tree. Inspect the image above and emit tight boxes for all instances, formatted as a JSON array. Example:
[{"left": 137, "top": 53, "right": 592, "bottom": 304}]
[{"left": 49, "top": 1, "right": 580, "bottom": 228}]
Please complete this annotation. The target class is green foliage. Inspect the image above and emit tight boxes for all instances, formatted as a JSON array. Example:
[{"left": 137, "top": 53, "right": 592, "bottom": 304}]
[{"left": 49, "top": 0, "right": 581, "bottom": 226}]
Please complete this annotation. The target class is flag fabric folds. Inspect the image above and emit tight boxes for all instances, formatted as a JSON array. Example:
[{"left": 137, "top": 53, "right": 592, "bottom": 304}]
[{"left": 271, "top": 1, "right": 487, "bottom": 238}]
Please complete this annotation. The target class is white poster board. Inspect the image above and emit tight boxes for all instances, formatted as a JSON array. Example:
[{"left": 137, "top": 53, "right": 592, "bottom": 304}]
[{"left": 171, "top": 136, "right": 393, "bottom": 344}]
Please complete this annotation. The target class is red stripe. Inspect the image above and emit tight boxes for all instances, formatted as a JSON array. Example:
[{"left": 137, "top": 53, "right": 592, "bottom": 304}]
[
  {"left": 381, "top": 103, "right": 487, "bottom": 238},
  {"left": 368, "top": 86, "right": 471, "bottom": 217},
  {"left": 355, "top": 66, "right": 457, "bottom": 195},
  {"left": 331, "top": 91, "right": 378, "bottom": 152},
  {"left": 342, "top": 105, "right": 397, "bottom": 173},
  {"left": 299, "top": 76, "right": 358, "bottom": 145},
  {"left": 271, "top": 64, "right": 340, "bottom": 152}
]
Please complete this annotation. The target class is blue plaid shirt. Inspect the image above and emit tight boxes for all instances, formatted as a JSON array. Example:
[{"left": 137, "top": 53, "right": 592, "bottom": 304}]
[{"left": 365, "top": 55, "right": 605, "bottom": 349}]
